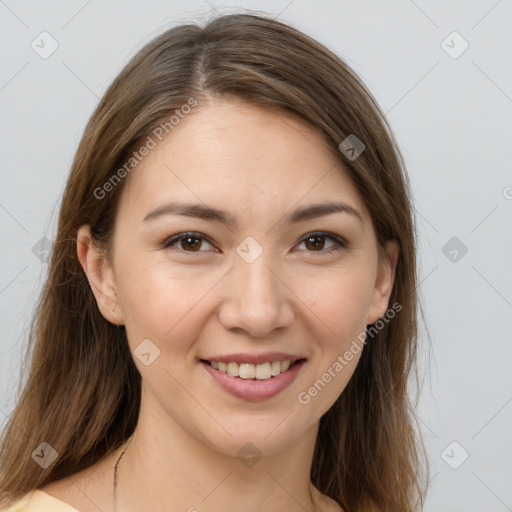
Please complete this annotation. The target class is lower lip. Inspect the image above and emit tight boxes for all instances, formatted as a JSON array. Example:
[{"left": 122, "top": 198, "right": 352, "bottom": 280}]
[{"left": 201, "top": 360, "right": 306, "bottom": 401}]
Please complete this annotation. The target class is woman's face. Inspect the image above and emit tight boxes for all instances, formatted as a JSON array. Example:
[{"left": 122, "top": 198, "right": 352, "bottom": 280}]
[{"left": 85, "top": 97, "right": 397, "bottom": 458}]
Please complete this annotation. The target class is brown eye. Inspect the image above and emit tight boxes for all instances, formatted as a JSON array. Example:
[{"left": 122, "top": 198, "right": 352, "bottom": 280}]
[
  {"left": 303, "top": 234, "right": 328, "bottom": 251},
  {"left": 297, "top": 232, "right": 346, "bottom": 254},
  {"left": 180, "top": 236, "right": 202, "bottom": 251},
  {"left": 162, "top": 232, "right": 216, "bottom": 253}
]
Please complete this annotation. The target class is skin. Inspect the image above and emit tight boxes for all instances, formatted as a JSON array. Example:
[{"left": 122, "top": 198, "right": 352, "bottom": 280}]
[{"left": 41, "top": 97, "right": 398, "bottom": 512}]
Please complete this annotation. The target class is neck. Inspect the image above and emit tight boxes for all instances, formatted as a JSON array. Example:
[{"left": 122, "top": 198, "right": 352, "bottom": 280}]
[{"left": 113, "top": 398, "right": 322, "bottom": 512}]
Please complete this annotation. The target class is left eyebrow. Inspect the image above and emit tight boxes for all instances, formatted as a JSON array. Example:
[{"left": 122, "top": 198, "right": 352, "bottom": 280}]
[
  {"left": 283, "top": 201, "right": 364, "bottom": 225},
  {"left": 142, "top": 200, "right": 364, "bottom": 226}
]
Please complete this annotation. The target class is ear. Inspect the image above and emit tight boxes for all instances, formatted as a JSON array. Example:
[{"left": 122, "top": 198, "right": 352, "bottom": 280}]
[
  {"left": 76, "top": 225, "right": 124, "bottom": 326},
  {"left": 367, "top": 239, "right": 399, "bottom": 325}
]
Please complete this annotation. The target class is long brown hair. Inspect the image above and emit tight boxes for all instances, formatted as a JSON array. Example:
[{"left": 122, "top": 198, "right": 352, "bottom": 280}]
[{"left": 0, "top": 11, "right": 428, "bottom": 511}]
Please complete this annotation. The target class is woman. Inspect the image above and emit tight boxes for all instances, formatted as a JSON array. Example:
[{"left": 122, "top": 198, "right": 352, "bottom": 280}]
[{"left": 0, "top": 12, "right": 428, "bottom": 512}]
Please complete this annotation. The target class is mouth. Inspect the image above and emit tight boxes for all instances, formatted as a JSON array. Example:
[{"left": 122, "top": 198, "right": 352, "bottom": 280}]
[
  {"left": 200, "top": 357, "right": 307, "bottom": 401},
  {"left": 200, "top": 358, "right": 306, "bottom": 380}
]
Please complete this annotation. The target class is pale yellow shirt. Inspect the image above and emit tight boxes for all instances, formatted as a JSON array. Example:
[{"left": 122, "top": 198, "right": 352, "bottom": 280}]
[{"left": 1, "top": 490, "right": 79, "bottom": 512}]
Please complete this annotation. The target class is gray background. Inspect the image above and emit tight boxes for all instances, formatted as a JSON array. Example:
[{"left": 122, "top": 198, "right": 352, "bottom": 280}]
[{"left": 1, "top": 1, "right": 511, "bottom": 510}]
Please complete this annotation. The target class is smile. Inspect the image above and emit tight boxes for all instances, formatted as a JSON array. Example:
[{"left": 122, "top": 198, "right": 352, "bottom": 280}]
[{"left": 200, "top": 358, "right": 307, "bottom": 401}]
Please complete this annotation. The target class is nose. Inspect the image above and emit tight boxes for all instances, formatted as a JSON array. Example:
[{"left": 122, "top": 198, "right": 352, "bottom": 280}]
[{"left": 218, "top": 253, "right": 295, "bottom": 338}]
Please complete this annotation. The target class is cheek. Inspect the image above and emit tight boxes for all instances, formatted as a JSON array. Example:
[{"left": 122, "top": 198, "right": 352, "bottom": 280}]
[
  {"left": 115, "top": 256, "right": 222, "bottom": 349},
  {"left": 291, "top": 266, "right": 374, "bottom": 415},
  {"left": 291, "top": 262, "right": 375, "bottom": 340}
]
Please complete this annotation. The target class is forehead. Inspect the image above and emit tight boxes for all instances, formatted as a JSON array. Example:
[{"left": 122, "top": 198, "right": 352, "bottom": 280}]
[{"left": 116, "top": 98, "right": 369, "bottom": 225}]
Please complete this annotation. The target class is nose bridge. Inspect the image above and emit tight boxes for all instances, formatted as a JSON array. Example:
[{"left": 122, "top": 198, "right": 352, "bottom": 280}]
[
  {"left": 235, "top": 245, "right": 278, "bottom": 296},
  {"left": 218, "top": 239, "right": 294, "bottom": 337}
]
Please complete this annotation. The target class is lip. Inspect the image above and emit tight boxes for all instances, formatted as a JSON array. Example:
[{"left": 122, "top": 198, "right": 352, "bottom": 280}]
[
  {"left": 203, "top": 352, "right": 306, "bottom": 365},
  {"left": 201, "top": 358, "right": 306, "bottom": 401}
]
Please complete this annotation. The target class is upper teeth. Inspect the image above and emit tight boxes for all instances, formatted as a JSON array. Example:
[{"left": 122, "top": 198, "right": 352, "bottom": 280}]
[{"left": 209, "top": 360, "right": 294, "bottom": 379}]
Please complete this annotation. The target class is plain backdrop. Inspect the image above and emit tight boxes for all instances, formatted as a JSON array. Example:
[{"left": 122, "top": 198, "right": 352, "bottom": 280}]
[{"left": 1, "top": 1, "right": 511, "bottom": 510}]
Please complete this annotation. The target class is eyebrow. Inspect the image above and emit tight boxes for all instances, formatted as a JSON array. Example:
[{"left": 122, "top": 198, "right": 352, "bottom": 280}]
[{"left": 143, "top": 200, "right": 364, "bottom": 226}]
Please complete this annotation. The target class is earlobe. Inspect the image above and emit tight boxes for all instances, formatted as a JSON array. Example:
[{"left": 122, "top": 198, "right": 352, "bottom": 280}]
[
  {"left": 76, "top": 225, "right": 124, "bottom": 326},
  {"left": 367, "top": 239, "right": 399, "bottom": 325}
]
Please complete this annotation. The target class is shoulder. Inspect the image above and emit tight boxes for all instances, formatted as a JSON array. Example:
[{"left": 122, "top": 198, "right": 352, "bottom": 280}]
[
  {"left": 0, "top": 489, "right": 80, "bottom": 512},
  {"left": 32, "top": 445, "right": 123, "bottom": 512}
]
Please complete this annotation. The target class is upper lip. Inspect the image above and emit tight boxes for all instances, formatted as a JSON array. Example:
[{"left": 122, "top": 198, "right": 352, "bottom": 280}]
[{"left": 201, "top": 352, "right": 306, "bottom": 365}]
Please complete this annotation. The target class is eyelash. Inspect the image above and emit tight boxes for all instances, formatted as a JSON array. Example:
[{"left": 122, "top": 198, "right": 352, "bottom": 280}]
[{"left": 161, "top": 231, "right": 347, "bottom": 256}]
